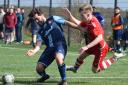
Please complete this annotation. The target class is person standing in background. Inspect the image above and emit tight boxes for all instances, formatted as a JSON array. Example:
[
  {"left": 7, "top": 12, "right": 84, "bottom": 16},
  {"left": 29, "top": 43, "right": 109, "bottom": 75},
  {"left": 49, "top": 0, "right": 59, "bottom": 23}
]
[
  {"left": 4, "top": 8, "right": 17, "bottom": 44},
  {"left": 21, "top": 8, "right": 25, "bottom": 28},
  {"left": 15, "top": 8, "right": 23, "bottom": 43},
  {"left": 0, "top": 7, "right": 5, "bottom": 39},
  {"left": 122, "top": 11, "right": 128, "bottom": 51},
  {"left": 111, "top": 7, "right": 124, "bottom": 53}
]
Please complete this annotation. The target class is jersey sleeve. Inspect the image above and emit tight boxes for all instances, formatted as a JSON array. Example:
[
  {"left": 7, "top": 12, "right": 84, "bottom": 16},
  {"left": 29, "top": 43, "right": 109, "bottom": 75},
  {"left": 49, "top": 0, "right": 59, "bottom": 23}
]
[{"left": 53, "top": 16, "right": 65, "bottom": 25}]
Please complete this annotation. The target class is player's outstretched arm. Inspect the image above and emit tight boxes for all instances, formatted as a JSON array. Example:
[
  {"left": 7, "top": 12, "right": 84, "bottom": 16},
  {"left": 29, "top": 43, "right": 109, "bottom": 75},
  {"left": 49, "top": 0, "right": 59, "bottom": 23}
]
[
  {"left": 27, "top": 34, "right": 43, "bottom": 57},
  {"left": 63, "top": 8, "right": 81, "bottom": 25},
  {"left": 27, "top": 40, "right": 42, "bottom": 57},
  {"left": 65, "top": 20, "right": 81, "bottom": 31},
  {"left": 79, "top": 34, "right": 103, "bottom": 54}
]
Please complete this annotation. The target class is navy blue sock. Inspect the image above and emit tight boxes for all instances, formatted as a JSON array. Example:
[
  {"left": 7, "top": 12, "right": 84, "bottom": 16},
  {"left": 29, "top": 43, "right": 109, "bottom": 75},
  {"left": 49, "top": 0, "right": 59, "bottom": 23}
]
[
  {"left": 37, "top": 70, "right": 47, "bottom": 77},
  {"left": 58, "top": 64, "right": 66, "bottom": 81}
]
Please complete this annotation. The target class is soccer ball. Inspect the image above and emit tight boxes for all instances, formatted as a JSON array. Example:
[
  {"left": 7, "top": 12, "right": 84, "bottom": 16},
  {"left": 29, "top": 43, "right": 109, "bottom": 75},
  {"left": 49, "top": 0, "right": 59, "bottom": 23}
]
[{"left": 2, "top": 73, "right": 15, "bottom": 84}]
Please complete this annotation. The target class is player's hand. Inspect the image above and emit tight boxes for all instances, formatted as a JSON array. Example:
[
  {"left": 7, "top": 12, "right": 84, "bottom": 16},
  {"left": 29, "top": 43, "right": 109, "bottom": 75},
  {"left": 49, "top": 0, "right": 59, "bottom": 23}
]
[
  {"left": 79, "top": 46, "right": 88, "bottom": 54},
  {"left": 27, "top": 49, "right": 36, "bottom": 57},
  {"left": 62, "top": 8, "right": 71, "bottom": 19}
]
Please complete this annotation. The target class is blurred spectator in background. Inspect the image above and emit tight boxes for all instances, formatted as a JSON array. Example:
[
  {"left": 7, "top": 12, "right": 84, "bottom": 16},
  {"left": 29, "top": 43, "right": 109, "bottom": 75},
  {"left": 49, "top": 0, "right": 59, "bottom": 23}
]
[
  {"left": 15, "top": 8, "right": 23, "bottom": 43},
  {"left": 4, "top": 8, "right": 17, "bottom": 44},
  {"left": 0, "top": 7, "right": 5, "bottom": 39},
  {"left": 93, "top": 6, "right": 105, "bottom": 28},
  {"left": 122, "top": 11, "right": 128, "bottom": 51},
  {"left": 111, "top": 7, "right": 124, "bottom": 53},
  {"left": 21, "top": 8, "right": 25, "bottom": 25}
]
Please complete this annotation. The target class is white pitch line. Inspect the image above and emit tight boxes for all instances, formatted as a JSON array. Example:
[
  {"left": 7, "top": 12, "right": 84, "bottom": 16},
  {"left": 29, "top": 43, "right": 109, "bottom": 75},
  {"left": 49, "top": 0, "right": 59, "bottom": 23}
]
[
  {"left": 0, "top": 45, "right": 127, "bottom": 60},
  {"left": 15, "top": 76, "right": 128, "bottom": 79},
  {"left": 0, "top": 45, "right": 79, "bottom": 55}
]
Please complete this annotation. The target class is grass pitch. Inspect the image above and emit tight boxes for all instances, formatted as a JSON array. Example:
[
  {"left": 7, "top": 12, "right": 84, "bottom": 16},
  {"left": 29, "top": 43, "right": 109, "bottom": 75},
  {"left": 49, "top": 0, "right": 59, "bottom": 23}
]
[{"left": 0, "top": 40, "right": 128, "bottom": 85}]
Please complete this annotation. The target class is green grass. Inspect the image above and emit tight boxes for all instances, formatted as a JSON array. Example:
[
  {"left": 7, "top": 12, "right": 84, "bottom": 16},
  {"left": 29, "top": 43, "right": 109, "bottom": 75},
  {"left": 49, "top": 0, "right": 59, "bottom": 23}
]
[{"left": 0, "top": 39, "right": 128, "bottom": 85}]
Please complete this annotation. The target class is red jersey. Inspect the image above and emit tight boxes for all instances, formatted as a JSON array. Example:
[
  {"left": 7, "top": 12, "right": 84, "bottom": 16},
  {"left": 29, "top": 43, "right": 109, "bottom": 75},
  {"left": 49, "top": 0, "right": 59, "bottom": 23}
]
[{"left": 79, "top": 16, "right": 106, "bottom": 48}]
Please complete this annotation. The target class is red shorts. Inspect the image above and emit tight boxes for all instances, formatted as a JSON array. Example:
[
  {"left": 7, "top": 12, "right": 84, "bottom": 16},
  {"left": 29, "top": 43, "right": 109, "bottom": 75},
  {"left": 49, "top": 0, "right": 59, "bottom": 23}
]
[{"left": 85, "top": 44, "right": 109, "bottom": 68}]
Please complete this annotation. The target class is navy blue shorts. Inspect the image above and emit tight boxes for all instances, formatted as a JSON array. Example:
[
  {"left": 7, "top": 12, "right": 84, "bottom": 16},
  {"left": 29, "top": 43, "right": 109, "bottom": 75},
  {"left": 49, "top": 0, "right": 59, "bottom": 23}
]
[
  {"left": 113, "top": 29, "right": 123, "bottom": 40},
  {"left": 37, "top": 42, "right": 67, "bottom": 67}
]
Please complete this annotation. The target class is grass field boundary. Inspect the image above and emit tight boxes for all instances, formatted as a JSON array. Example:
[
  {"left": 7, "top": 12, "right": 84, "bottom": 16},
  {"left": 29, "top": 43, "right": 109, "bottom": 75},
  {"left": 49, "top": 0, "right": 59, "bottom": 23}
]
[{"left": 13, "top": 76, "right": 128, "bottom": 79}]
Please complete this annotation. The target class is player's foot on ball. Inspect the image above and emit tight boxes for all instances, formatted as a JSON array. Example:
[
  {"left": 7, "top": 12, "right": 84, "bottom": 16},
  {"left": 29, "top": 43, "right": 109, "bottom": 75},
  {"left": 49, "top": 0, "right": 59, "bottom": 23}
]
[
  {"left": 58, "top": 80, "right": 68, "bottom": 85},
  {"left": 66, "top": 66, "right": 78, "bottom": 73},
  {"left": 113, "top": 52, "right": 126, "bottom": 61},
  {"left": 37, "top": 74, "right": 50, "bottom": 83}
]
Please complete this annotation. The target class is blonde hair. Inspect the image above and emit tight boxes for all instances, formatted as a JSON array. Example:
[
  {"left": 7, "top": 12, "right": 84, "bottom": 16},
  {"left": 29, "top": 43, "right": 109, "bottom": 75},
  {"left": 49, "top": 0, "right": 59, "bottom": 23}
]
[{"left": 79, "top": 4, "right": 93, "bottom": 13}]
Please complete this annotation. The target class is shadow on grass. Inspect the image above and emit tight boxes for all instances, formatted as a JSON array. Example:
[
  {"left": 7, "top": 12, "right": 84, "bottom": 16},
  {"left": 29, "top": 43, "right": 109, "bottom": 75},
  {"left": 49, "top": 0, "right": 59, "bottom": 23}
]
[
  {"left": 68, "top": 81, "right": 89, "bottom": 85},
  {"left": 0, "top": 78, "right": 89, "bottom": 85},
  {"left": 15, "top": 79, "right": 59, "bottom": 85},
  {"left": 15, "top": 79, "right": 89, "bottom": 85}
]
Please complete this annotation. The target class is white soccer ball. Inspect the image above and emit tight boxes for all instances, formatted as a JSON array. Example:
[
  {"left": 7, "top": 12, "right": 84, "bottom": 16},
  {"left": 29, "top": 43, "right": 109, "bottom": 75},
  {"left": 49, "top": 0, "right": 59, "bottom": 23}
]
[{"left": 2, "top": 73, "right": 15, "bottom": 84}]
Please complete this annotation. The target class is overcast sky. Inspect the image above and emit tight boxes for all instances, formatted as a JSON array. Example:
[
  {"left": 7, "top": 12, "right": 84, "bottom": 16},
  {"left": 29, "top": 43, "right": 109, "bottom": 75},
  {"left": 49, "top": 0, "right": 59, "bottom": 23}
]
[{"left": 0, "top": 0, "right": 128, "bottom": 10}]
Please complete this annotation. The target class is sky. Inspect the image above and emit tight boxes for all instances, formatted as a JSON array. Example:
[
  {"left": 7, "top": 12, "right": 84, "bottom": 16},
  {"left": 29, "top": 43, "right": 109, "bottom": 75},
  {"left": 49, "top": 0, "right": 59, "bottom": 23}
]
[{"left": 0, "top": 0, "right": 128, "bottom": 10}]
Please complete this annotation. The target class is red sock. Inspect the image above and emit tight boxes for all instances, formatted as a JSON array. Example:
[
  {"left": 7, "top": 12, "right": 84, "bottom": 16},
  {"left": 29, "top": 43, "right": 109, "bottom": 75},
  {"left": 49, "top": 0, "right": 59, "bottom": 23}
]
[
  {"left": 74, "top": 59, "right": 84, "bottom": 69},
  {"left": 99, "top": 57, "right": 115, "bottom": 70}
]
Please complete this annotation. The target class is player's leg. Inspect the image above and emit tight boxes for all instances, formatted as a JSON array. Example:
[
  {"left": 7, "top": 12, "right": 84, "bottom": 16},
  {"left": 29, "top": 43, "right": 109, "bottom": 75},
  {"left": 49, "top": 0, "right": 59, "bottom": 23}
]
[
  {"left": 92, "top": 44, "right": 124, "bottom": 73},
  {"left": 66, "top": 50, "right": 89, "bottom": 73},
  {"left": 116, "top": 30, "right": 123, "bottom": 53},
  {"left": 55, "top": 43, "right": 67, "bottom": 85},
  {"left": 92, "top": 44, "right": 117, "bottom": 73},
  {"left": 36, "top": 47, "right": 55, "bottom": 82},
  {"left": 36, "top": 63, "right": 50, "bottom": 82}
]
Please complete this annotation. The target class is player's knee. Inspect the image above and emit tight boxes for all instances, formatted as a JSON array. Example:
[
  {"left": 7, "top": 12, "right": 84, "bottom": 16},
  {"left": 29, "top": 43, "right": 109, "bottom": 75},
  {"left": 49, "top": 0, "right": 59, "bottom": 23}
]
[{"left": 36, "top": 63, "right": 45, "bottom": 72}]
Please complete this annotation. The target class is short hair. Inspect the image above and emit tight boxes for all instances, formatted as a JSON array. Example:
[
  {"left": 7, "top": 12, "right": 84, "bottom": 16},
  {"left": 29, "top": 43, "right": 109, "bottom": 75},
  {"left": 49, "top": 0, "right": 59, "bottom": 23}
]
[
  {"left": 114, "top": 7, "right": 120, "bottom": 10},
  {"left": 28, "top": 8, "right": 44, "bottom": 17},
  {"left": 79, "top": 4, "right": 93, "bottom": 13}
]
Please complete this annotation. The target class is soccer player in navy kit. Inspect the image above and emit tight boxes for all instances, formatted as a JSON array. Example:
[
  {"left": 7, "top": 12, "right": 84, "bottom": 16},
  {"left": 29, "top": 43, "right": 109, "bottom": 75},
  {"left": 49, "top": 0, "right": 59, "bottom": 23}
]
[{"left": 27, "top": 10, "right": 68, "bottom": 85}]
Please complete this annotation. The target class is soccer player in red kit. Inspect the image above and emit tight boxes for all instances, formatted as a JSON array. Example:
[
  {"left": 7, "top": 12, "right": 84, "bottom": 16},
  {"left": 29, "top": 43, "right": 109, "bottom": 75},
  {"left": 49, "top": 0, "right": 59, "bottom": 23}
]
[{"left": 64, "top": 4, "right": 125, "bottom": 73}]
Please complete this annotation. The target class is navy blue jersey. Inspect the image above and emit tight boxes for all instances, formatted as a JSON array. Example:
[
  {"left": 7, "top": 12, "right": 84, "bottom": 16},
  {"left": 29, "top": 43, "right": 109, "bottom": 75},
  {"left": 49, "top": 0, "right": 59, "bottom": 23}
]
[
  {"left": 38, "top": 16, "right": 66, "bottom": 47},
  {"left": 93, "top": 12, "right": 105, "bottom": 27}
]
